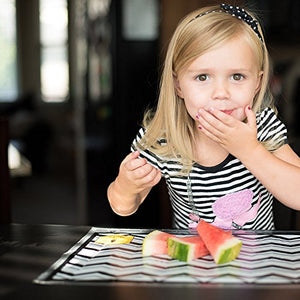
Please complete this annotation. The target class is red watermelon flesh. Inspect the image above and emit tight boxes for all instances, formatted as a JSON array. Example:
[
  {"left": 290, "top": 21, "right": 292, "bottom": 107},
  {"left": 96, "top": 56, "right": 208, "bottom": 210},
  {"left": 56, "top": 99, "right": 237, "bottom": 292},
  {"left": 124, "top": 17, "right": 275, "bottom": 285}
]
[
  {"left": 142, "top": 230, "right": 174, "bottom": 256},
  {"left": 197, "top": 219, "right": 242, "bottom": 264},
  {"left": 167, "top": 235, "right": 209, "bottom": 262}
]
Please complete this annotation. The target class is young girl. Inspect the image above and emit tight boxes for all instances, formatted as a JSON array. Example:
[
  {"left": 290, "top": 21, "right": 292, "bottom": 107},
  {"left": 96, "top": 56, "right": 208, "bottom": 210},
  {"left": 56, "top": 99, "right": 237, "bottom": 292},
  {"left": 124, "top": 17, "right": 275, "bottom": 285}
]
[{"left": 107, "top": 4, "right": 300, "bottom": 230}]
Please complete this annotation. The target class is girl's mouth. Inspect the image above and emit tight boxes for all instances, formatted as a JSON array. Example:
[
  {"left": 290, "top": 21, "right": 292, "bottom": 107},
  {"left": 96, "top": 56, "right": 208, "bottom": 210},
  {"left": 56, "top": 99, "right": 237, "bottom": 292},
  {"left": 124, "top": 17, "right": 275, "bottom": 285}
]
[{"left": 221, "top": 109, "right": 233, "bottom": 115}]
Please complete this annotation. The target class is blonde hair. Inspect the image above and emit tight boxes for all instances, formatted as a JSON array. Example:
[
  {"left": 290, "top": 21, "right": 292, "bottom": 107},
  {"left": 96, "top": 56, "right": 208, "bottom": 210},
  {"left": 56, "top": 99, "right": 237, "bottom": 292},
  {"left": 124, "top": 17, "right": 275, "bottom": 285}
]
[{"left": 138, "top": 5, "right": 275, "bottom": 172}]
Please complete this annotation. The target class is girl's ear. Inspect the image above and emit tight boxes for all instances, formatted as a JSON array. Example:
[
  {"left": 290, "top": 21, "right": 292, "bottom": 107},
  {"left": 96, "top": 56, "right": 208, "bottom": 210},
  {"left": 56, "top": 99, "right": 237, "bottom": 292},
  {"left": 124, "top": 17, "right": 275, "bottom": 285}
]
[
  {"left": 173, "top": 73, "right": 184, "bottom": 98},
  {"left": 255, "top": 71, "right": 263, "bottom": 94}
]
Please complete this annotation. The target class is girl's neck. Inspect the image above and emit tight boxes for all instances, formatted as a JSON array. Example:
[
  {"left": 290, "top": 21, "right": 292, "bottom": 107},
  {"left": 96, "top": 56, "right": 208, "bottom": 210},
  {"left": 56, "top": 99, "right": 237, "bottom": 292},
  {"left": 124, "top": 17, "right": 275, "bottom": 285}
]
[{"left": 193, "top": 132, "right": 229, "bottom": 167}]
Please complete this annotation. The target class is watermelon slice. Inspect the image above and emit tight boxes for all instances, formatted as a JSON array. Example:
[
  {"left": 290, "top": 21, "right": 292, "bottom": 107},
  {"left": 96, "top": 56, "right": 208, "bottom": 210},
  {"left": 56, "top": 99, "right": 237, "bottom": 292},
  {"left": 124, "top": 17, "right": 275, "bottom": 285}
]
[
  {"left": 197, "top": 219, "right": 242, "bottom": 264},
  {"left": 167, "top": 236, "right": 209, "bottom": 262},
  {"left": 142, "top": 230, "right": 174, "bottom": 256}
]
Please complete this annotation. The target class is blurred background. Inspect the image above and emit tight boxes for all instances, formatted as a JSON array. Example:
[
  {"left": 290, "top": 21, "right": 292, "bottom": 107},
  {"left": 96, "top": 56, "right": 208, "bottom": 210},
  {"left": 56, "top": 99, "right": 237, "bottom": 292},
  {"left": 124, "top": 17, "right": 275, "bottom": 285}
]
[{"left": 0, "top": 0, "right": 299, "bottom": 229}]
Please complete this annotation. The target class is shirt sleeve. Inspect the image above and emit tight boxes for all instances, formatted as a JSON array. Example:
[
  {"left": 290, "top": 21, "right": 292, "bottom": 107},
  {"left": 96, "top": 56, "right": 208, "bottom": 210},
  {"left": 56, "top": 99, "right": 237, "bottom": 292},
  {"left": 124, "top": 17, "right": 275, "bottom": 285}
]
[
  {"left": 131, "top": 127, "right": 161, "bottom": 170},
  {"left": 256, "top": 107, "right": 288, "bottom": 149}
]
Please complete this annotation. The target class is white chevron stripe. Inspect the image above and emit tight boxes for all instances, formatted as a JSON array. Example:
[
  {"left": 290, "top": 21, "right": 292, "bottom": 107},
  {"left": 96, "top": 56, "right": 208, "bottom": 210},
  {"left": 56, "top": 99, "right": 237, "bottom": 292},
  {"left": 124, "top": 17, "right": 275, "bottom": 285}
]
[{"left": 86, "top": 257, "right": 144, "bottom": 267}]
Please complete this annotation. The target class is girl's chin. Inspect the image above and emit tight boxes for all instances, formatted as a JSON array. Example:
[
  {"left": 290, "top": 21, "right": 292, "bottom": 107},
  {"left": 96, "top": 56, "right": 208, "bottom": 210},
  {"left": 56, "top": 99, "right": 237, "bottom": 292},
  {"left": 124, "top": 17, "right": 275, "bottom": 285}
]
[{"left": 230, "top": 109, "right": 246, "bottom": 121}]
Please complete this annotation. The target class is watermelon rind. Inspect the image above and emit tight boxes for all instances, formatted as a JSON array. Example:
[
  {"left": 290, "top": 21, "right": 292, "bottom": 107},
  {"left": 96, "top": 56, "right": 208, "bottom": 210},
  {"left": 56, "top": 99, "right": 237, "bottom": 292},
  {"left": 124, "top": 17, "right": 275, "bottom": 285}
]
[
  {"left": 167, "top": 237, "right": 195, "bottom": 262},
  {"left": 214, "top": 237, "right": 242, "bottom": 264}
]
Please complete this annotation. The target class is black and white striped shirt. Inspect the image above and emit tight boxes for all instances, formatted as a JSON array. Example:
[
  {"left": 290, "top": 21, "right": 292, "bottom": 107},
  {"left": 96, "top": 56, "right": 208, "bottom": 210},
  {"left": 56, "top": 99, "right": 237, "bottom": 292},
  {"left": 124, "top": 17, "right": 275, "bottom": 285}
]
[{"left": 132, "top": 107, "right": 288, "bottom": 230}]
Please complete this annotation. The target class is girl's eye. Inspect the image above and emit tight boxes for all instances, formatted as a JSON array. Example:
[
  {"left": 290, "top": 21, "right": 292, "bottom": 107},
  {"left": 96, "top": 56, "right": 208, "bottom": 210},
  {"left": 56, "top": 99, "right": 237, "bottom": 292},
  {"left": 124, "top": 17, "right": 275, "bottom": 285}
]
[
  {"left": 232, "top": 73, "right": 244, "bottom": 81},
  {"left": 196, "top": 74, "right": 208, "bottom": 81}
]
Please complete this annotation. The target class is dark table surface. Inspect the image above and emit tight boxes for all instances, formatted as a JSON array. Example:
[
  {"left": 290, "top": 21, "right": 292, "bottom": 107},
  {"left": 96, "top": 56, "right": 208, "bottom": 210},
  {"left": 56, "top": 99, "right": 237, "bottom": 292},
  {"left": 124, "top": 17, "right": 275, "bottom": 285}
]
[{"left": 1, "top": 223, "right": 300, "bottom": 300}]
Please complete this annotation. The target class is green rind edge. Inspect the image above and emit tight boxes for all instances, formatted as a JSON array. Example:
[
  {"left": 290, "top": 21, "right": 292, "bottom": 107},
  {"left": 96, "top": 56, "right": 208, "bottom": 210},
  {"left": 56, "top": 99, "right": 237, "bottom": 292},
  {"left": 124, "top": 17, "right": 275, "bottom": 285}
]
[
  {"left": 216, "top": 241, "right": 242, "bottom": 264},
  {"left": 167, "top": 238, "right": 190, "bottom": 262}
]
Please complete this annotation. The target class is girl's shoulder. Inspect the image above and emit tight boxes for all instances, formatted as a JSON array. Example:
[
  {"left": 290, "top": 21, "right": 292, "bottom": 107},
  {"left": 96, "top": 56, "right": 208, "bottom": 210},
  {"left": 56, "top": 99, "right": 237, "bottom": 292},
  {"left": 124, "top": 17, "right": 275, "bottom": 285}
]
[
  {"left": 136, "top": 127, "right": 146, "bottom": 139},
  {"left": 134, "top": 127, "right": 166, "bottom": 146},
  {"left": 256, "top": 106, "right": 287, "bottom": 145},
  {"left": 256, "top": 106, "right": 282, "bottom": 128},
  {"left": 256, "top": 106, "right": 276, "bottom": 119},
  {"left": 131, "top": 127, "right": 165, "bottom": 164}
]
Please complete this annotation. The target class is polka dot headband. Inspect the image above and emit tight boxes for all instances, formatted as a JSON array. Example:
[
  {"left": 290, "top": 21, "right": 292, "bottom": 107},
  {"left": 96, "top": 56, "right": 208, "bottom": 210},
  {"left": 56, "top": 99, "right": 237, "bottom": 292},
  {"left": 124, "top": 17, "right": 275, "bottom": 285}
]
[{"left": 191, "top": 3, "right": 263, "bottom": 42}]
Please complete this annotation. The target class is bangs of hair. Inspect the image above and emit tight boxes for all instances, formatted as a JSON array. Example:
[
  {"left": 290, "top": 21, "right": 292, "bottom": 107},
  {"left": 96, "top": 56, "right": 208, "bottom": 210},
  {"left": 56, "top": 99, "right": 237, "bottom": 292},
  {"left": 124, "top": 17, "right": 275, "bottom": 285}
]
[{"left": 173, "top": 11, "right": 263, "bottom": 75}]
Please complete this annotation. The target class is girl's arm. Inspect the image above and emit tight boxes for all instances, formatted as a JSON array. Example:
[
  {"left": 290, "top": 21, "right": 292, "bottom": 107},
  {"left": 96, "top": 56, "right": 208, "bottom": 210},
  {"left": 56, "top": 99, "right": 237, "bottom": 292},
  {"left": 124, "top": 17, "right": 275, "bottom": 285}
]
[
  {"left": 197, "top": 106, "right": 300, "bottom": 210},
  {"left": 107, "top": 151, "right": 161, "bottom": 216},
  {"left": 240, "top": 142, "right": 300, "bottom": 210}
]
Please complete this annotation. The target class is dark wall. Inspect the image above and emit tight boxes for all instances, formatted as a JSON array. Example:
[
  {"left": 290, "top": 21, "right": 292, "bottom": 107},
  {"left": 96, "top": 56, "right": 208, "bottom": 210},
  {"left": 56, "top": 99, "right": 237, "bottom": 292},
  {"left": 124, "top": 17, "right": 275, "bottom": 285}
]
[{"left": 86, "top": 0, "right": 161, "bottom": 228}]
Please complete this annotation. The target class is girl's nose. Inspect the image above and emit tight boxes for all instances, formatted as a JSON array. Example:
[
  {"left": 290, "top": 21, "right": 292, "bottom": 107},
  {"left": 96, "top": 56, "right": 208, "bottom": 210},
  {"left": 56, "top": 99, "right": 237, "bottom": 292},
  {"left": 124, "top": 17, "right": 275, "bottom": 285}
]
[{"left": 211, "top": 80, "right": 230, "bottom": 100}]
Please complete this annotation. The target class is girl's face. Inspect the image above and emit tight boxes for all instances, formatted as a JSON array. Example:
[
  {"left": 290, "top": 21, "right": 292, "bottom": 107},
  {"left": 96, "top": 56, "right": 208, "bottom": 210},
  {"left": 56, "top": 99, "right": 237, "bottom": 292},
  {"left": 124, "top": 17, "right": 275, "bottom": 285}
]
[{"left": 175, "top": 36, "right": 263, "bottom": 122}]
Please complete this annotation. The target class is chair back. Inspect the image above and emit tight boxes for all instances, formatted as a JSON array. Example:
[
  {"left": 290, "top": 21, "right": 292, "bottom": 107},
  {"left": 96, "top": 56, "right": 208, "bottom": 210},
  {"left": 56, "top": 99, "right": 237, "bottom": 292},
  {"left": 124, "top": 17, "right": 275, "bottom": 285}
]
[{"left": 0, "top": 115, "right": 11, "bottom": 223}]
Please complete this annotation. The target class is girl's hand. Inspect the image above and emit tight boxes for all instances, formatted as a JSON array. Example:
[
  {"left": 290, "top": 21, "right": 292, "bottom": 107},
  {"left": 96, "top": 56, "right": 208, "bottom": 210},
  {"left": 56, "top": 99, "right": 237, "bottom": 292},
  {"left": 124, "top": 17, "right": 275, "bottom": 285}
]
[
  {"left": 108, "top": 150, "right": 161, "bottom": 216},
  {"left": 115, "top": 150, "right": 161, "bottom": 198},
  {"left": 196, "top": 106, "right": 260, "bottom": 160}
]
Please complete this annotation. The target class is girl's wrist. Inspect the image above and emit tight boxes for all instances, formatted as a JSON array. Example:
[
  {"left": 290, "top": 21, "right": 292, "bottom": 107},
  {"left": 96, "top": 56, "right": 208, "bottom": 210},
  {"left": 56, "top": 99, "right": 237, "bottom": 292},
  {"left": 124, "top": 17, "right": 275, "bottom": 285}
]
[
  {"left": 238, "top": 142, "right": 268, "bottom": 167},
  {"left": 107, "top": 180, "right": 139, "bottom": 216}
]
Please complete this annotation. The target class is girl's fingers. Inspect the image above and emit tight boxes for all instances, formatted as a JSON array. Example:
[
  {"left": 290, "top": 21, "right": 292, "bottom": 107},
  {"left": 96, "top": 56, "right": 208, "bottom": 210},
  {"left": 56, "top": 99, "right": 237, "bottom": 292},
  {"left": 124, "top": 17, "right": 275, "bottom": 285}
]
[
  {"left": 152, "top": 169, "right": 162, "bottom": 185},
  {"left": 122, "top": 150, "right": 140, "bottom": 165},
  {"left": 196, "top": 110, "right": 224, "bottom": 138},
  {"left": 119, "top": 151, "right": 161, "bottom": 190},
  {"left": 123, "top": 151, "right": 147, "bottom": 171},
  {"left": 124, "top": 152, "right": 160, "bottom": 180},
  {"left": 133, "top": 164, "right": 161, "bottom": 188},
  {"left": 197, "top": 121, "right": 222, "bottom": 143},
  {"left": 143, "top": 166, "right": 161, "bottom": 185},
  {"left": 245, "top": 105, "right": 256, "bottom": 129},
  {"left": 198, "top": 108, "right": 234, "bottom": 127}
]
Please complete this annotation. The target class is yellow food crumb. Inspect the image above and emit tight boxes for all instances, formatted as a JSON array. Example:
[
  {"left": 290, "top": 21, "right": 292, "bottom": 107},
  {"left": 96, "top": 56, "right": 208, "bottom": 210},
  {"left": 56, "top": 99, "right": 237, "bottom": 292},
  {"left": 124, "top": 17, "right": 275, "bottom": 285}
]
[{"left": 95, "top": 235, "right": 134, "bottom": 245}]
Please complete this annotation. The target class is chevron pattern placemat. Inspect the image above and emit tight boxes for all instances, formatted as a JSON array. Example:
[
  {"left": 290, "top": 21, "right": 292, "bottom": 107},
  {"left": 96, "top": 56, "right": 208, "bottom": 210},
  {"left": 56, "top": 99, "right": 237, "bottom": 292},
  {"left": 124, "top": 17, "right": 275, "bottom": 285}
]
[{"left": 35, "top": 228, "right": 300, "bottom": 284}]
